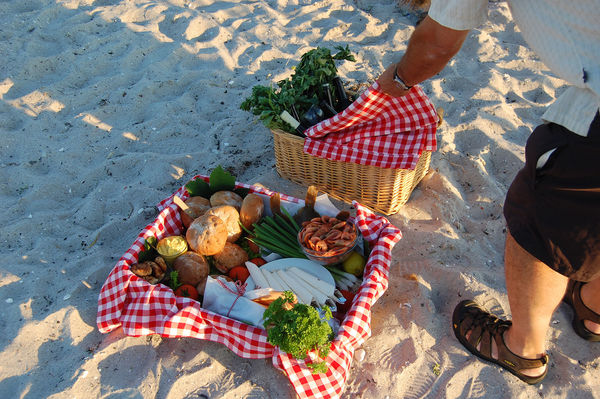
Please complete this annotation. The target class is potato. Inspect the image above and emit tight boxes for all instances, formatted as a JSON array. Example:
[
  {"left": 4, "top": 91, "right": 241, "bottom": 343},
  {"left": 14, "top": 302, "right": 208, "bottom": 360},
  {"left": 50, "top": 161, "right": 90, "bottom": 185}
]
[
  {"left": 186, "top": 214, "right": 228, "bottom": 255},
  {"left": 239, "top": 193, "right": 265, "bottom": 230},
  {"left": 213, "top": 242, "right": 249, "bottom": 273},
  {"left": 206, "top": 205, "right": 242, "bottom": 243},
  {"left": 210, "top": 190, "right": 243, "bottom": 210},
  {"left": 173, "top": 252, "right": 209, "bottom": 286}
]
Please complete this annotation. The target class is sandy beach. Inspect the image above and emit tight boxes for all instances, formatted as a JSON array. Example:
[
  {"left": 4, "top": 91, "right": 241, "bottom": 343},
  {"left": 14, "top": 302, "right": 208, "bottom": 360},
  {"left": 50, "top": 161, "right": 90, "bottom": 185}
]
[{"left": 1, "top": 0, "right": 598, "bottom": 398}]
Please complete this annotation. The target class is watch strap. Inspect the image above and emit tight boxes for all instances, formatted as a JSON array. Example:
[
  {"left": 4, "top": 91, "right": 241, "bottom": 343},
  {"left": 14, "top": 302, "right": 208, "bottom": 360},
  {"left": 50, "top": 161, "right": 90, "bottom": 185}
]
[{"left": 393, "top": 66, "right": 413, "bottom": 90}]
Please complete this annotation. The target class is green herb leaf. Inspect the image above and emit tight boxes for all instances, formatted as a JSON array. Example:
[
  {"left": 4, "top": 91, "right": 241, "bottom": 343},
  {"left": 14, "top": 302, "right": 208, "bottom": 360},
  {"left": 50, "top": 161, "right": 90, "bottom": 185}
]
[
  {"left": 206, "top": 256, "right": 222, "bottom": 275},
  {"left": 239, "top": 237, "right": 261, "bottom": 259},
  {"left": 169, "top": 270, "right": 182, "bottom": 290},
  {"left": 209, "top": 166, "right": 236, "bottom": 192},
  {"left": 333, "top": 45, "right": 356, "bottom": 62},
  {"left": 138, "top": 237, "right": 158, "bottom": 263},
  {"left": 306, "top": 361, "right": 328, "bottom": 374},
  {"left": 185, "top": 178, "right": 211, "bottom": 198},
  {"left": 145, "top": 236, "right": 157, "bottom": 250}
]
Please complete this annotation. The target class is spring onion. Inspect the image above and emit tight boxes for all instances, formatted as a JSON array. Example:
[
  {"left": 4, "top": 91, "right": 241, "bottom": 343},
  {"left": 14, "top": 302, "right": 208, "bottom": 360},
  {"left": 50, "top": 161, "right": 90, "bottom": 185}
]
[{"left": 240, "top": 210, "right": 306, "bottom": 259}]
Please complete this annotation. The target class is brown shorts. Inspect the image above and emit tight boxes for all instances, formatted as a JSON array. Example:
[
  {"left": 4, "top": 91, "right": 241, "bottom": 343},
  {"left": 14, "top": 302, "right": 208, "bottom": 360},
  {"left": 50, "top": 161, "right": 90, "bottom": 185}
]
[{"left": 503, "top": 113, "right": 600, "bottom": 282}]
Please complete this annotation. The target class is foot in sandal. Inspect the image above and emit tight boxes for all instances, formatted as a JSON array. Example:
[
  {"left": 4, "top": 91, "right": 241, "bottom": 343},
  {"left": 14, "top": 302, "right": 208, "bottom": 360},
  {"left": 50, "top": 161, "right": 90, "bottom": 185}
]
[
  {"left": 563, "top": 280, "right": 600, "bottom": 341},
  {"left": 452, "top": 300, "right": 549, "bottom": 385}
]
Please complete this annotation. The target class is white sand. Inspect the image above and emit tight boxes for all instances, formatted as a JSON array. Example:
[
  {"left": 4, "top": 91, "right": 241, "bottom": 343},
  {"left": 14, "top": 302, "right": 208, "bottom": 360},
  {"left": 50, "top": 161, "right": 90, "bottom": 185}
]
[{"left": 1, "top": 0, "right": 598, "bottom": 398}]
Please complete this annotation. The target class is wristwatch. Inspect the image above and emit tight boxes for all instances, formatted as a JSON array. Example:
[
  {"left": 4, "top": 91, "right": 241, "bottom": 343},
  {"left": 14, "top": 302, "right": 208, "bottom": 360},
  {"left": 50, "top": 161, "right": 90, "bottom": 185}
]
[{"left": 393, "top": 65, "right": 413, "bottom": 91}]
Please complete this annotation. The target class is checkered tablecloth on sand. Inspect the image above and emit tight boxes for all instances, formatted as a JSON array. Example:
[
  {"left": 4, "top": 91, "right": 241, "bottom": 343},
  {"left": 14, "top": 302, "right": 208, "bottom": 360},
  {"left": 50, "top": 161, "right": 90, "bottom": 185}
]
[
  {"left": 304, "top": 81, "right": 438, "bottom": 170},
  {"left": 97, "top": 176, "right": 402, "bottom": 399}
]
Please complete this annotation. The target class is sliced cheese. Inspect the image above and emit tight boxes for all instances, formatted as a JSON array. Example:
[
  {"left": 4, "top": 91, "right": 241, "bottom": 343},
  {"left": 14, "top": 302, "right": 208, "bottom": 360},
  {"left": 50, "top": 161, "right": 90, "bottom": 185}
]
[
  {"left": 288, "top": 267, "right": 335, "bottom": 296},
  {"left": 262, "top": 270, "right": 284, "bottom": 291},
  {"left": 284, "top": 269, "right": 330, "bottom": 306},
  {"left": 276, "top": 269, "right": 312, "bottom": 305},
  {"left": 245, "top": 261, "right": 269, "bottom": 289}
]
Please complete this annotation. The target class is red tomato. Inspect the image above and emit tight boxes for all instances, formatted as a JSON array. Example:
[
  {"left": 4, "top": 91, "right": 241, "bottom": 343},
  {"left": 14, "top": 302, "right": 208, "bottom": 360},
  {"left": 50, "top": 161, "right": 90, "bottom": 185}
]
[
  {"left": 228, "top": 265, "right": 250, "bottom": 283},
  {"left": 245, "top": 238, "right": 260, "bottom": 254},
  {"left": 174, "top": 284, "right": 199, "bottom": 300},
  {"left": 248, "top": 257, "right": 267, "bottom": 266}
]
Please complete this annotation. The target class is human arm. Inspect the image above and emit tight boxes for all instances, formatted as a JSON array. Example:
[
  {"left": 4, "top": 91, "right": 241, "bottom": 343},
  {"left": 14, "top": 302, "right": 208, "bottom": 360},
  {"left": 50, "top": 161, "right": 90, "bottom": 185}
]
[{"left": 377, "top": 15, "right": 470, "bottom": 97}]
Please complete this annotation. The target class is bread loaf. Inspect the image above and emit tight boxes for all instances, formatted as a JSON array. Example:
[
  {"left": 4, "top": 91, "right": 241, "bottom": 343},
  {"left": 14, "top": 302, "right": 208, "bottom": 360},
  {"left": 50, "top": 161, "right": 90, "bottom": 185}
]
[
  {"left": 180, "top": 196, "right": 211, "bottom": 228},
  {"left": 205, "top": 205, "right": 242, "bottom": 243},
  {"left": 173, "top": 252, "right": 210, "bottom": 286},
  {"left": 213, "top": 242, "right": 249, "bottom": 273},
  {"left": 186, "top": 214, "right": 228, "bottom": 255},
  {"left": 239, "top": 193, "right": 265, "bottom": 230},
  {"left": 252, "top": 291, "right": 297, "bottom": 308},
  {"left": 210, "top": 190, "right": 243, "bottom": 210}
]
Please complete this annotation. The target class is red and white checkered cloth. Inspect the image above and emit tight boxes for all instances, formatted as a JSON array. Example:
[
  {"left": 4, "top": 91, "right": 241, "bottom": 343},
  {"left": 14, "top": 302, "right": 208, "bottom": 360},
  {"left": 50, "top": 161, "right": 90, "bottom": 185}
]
[
  {"left": 97, "top": 176, "right": 402, "bottom": 399},
  {"left": 304, "top": 81, "right": 438, "bottom": 169}
]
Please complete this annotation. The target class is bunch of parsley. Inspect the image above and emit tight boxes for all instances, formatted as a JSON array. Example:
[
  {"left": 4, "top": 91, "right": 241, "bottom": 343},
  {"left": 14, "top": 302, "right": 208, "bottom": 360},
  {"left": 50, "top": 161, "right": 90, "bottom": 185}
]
[
  {"left": 240, "top": 46, "right": 355, "bottom": 133},
  {"left": 263, "top": 291, "right": 334, "bottom": 374}
]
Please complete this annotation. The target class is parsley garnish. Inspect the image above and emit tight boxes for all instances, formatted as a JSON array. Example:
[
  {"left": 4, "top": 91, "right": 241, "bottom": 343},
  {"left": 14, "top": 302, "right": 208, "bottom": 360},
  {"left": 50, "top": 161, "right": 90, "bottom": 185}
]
[{"left": 263, "top": 291, "right": 333, "bottom": 373}]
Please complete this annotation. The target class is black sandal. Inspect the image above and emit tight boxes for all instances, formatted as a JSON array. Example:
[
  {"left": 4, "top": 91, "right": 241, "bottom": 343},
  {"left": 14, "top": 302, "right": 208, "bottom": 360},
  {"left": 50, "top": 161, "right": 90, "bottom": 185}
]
[
  {"left": 563, "top": 281, "right": 600, "bottom": 342},
  {"left": 452, "top": 300, "right": 549, "bottom": 385}
]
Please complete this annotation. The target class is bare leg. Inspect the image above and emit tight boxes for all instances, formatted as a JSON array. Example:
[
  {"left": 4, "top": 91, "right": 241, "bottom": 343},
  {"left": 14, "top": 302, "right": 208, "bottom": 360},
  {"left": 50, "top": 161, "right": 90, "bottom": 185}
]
[
  {"left": 503, "top": 232, "right": 569, "bottom": 377},
  {"left": 580, "top": 277, "right": 600, "bottom": 334}
]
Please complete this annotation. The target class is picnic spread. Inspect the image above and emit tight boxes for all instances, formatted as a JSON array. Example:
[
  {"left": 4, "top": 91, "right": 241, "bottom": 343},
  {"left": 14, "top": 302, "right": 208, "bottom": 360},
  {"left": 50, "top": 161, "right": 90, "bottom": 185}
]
[
  {"left": 97, "top": 46, "right": 438, "bottom": 398},
  {"left": 97, "top": 172, "right": 402, "bottom": 399}
]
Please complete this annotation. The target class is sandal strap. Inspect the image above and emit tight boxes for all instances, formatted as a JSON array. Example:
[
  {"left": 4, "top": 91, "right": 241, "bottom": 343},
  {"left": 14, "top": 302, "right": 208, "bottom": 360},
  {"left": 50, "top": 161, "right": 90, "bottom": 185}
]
[
  {"left": 571, "top": 281, "right": 600, "bottom": 324},
  {"left": 456, "top": 301, "right": 547, "bottom": 371},
  {"left": 458, "top": 302, "right": 511, "bottom": 360},
  {"left": 496, "top": 334, "right": 549, "bottom": 370}
]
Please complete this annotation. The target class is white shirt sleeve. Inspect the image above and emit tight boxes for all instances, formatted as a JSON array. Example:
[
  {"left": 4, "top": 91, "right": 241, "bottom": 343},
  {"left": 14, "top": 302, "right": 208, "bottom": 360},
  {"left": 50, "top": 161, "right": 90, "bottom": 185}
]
[{"left": 428, "top": 0, "right": 489, "bottom": 30}]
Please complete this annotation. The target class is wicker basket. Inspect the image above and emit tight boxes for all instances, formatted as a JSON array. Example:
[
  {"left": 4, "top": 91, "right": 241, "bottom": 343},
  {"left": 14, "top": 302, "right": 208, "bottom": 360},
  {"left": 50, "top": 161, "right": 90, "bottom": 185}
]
[{"left": 271, "top": 128, "right": 431, "bottom": 215}]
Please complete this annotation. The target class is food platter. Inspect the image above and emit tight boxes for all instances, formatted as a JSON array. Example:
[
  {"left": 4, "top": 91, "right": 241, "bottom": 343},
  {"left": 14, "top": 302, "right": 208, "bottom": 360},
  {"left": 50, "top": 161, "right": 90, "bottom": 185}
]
[{"left": 245, "top": 258, "right": 334, "bottom": 290}]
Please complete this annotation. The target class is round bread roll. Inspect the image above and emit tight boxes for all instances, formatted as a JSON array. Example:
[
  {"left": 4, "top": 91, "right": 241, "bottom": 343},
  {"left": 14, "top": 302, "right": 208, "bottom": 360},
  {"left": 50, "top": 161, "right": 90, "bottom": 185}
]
[
  {"left": 213, "top": 242, "right": 249, "bottom": 273},
  {"left": 239, "top": 193, "right": 265, "bottom": 230},
  {"left": 206, "top": 205, "right": 242, "bottom": 243},
  {"left": 210, "top": 190, "right": 243, "bottom": 210},
  {"left": 186, "top": 214, "right": 228, "bottom": 255},
  {"left": 173, "top": 252, "right": 209, "bottom": 287},
  {"left": 181, "top": 196, "right": 211, "bottom": 228}
]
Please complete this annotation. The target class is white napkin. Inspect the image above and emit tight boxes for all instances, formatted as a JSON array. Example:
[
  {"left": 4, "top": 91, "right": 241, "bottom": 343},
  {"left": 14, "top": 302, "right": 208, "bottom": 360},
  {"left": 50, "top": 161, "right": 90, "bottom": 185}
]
[{"left": 202, "top": 276, "right": 268, "bottom": 327}]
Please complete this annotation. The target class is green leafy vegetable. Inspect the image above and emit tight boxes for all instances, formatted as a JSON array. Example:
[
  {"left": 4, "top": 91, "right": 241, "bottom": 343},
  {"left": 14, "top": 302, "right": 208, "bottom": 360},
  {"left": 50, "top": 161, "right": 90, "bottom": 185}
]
[
  {"left": 239, "top": 237, "right": 261, "bottom": 259},
  {"left": 168, "top": 271, "right": 182, "bottom": 291},
  {"left": 241, "top": 46, "right": 355, "bottom": 133},
  {"left": 209, "top": 165, "right": 236, "bottom": 192},
  {"left": 137, "top": 237, "right": 158, "bottom": 263},
  {"left": 263, "top": 291, "right": 333, "bottom": 374},
  {"left": 239, "top": 209, "right": 306, "bottom": 259},
  {"left": 185, "top": 179, "right": 211, "bottom": 198},
  {"left": 185, "top": 165, "right": 237, "bottom": 199}
]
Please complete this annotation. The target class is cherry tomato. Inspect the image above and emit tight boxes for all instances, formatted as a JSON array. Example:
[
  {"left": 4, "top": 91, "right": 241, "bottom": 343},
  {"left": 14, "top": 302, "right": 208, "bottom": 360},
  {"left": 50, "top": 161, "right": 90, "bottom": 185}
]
[
  {"left": 174, "top": 284, "right": 199, "bottom": 300},
  {"left": 245, "top": 238, "right": 260, "bottom": 254},
  {"left": 228, "top": 265, "right": 250, "bottom": 283},
  {"left": 248, "top": 257, "right": 267, "bottom": 266}
]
